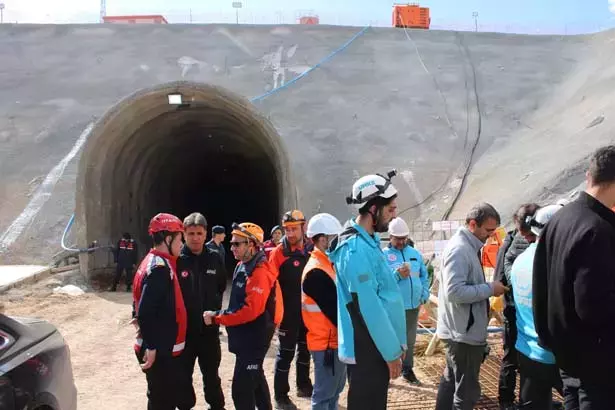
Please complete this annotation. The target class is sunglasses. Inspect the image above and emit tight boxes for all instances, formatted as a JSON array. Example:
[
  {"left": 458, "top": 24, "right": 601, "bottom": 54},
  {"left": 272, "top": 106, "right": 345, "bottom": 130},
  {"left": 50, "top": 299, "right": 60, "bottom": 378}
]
[{"left": 230, "top": 241, "right": 249, "bottom": 248}]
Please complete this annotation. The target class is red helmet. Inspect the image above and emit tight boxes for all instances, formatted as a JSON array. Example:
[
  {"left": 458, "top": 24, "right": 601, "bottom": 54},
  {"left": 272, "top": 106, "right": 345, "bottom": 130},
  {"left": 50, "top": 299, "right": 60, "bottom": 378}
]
[{"left": 148, "top": 213, "right": 184, "bottom": 235}]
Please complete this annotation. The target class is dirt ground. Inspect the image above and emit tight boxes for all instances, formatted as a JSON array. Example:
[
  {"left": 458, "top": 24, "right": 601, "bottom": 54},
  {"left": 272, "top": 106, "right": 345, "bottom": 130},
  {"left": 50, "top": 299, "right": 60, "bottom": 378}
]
[{"left": 0, "top": 273, "right": 498, "bottom": 410}]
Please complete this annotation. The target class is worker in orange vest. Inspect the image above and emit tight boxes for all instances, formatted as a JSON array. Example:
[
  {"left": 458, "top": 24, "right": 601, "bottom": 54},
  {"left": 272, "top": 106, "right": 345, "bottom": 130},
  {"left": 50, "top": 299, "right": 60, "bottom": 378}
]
[{"left": 301, "top": 213, "right": 347, "bottom": 410}]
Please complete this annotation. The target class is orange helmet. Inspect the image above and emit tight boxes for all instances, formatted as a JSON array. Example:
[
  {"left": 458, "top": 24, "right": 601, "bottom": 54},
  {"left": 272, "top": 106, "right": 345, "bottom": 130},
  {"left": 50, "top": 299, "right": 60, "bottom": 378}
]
[
  {"left": 282, "top": 210, "right": 306, "bottom": 227},
  {"left": 231, "top": 222, "right": 264, "bottom": 244}
]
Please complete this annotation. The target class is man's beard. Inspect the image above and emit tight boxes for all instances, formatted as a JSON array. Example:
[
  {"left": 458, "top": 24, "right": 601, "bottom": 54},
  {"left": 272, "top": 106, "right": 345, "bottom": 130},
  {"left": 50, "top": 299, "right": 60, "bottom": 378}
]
[{"left": 374, "top": 216, "right": 390, "bottom": 233}]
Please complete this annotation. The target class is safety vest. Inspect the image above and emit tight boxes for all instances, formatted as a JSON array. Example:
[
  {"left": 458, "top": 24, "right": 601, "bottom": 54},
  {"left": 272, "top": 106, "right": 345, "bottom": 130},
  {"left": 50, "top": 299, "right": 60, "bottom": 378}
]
[{"left": 301, "top": 248, "right": 338, "bottom": 351}]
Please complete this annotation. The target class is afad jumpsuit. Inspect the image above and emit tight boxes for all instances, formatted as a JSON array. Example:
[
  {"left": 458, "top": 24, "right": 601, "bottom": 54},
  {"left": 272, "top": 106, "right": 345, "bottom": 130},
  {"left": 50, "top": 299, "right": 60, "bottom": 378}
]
[
  {"left": 213, "top": 250, "right": 280, "bottom": 410},
  {"left": 132, "top": 249, "right": 188, "bottom": 410},
  {"left": 269, "top": 238, "right": 314, "bottom": 400}
]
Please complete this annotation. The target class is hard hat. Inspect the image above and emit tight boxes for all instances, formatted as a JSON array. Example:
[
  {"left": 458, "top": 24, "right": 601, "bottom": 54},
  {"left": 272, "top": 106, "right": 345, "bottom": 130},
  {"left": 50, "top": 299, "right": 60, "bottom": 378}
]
[
  {"left": 388, "top": 217, "right": 410, "bottom": 237},
  {"left": 148, "top": 213, "right": 184, "bottom": 235},
  {"left": 306, "top": 213, "right": 344, "bottom": 238},
  {"left": 231, "top": 222, "right": 264, "bottom": 244},
  {"left": 282, "top": 210, "right": 306, "bottom": 227},
  {"left": 529, "top": 204, "right": 563, "bottom": 236},
  {"left": 346, "top": 170, "right": 398, "bottom": 210}
]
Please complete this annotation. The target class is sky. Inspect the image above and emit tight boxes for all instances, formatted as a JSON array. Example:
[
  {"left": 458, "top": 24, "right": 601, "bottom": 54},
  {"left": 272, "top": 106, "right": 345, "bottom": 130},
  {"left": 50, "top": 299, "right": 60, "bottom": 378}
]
[{"left": 1, "top": 0, "right": 614, "bottom": 34}]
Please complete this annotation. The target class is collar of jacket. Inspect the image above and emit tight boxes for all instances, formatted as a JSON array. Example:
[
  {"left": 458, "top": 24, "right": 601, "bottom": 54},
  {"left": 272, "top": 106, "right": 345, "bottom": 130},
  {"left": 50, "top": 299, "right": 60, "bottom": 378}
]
[
  {"left": 458, "top": 227, "right": 485, "bottom": 253},
  {"left": 580, "top": 191, "right": 615, "bottom": 227},
  {"left": 311, "top": 247, "right": 334, "bottom": 267},
  {"left": 282, "top": 237, "right": 312, "bottom": 256},
  {"left": 387, "top": 242, "right": 410, "bottom": 252},
  {"left": 351, "top": 219, "right": 381, "bottom": 249},
  {"left": 179, "top": 244, "right": 206, "bottom": 258},
  {"left": 241, "top": 250, "right": 267, "bottom": 276}
]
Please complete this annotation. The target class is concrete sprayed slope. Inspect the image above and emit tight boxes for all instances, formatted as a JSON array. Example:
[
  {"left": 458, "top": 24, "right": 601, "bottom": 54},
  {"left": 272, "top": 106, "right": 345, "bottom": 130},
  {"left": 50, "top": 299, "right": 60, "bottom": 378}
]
[{"left": 0, "top": 23, "right": 600, "bottom": 263}]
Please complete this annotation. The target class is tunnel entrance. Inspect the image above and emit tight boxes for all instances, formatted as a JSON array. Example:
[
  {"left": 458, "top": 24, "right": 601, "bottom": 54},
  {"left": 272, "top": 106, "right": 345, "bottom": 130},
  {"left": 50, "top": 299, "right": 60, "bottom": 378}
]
[{"left": 76, "top": 82, "right": 295, "bottom": 275}]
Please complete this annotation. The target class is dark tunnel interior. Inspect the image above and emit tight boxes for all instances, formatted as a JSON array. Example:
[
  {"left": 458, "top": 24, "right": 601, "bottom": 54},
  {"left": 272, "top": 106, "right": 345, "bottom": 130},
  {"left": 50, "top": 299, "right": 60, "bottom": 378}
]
[{"left": 77, "top": 84, "right": 292, "bottom": 273}]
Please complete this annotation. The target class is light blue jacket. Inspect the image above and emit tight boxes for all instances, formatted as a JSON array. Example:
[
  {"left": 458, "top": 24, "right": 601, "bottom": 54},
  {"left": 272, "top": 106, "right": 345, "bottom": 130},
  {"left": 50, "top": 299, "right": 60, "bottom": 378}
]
[
  {"left": 383, "top": 244, "right": 430, "bottom": 310},
  {"left": 511, "top": 243, "right": 556, "bottom": 364},
  {"left": 329, "top": 220, "right": 407, "bottom": 364}
]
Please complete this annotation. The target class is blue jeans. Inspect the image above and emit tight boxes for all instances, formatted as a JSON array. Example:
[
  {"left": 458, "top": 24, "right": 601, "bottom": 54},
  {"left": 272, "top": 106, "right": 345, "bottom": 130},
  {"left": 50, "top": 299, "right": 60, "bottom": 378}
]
[{"left": 311, "top": 349, "right": 347, "bottom": 410}]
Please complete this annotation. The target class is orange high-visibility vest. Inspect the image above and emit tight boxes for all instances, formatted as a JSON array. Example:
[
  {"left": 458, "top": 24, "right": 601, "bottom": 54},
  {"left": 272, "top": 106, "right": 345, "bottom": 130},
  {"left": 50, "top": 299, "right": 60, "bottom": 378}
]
[{"left": 301, "top": 248, "right": 338, "bottom": 351}]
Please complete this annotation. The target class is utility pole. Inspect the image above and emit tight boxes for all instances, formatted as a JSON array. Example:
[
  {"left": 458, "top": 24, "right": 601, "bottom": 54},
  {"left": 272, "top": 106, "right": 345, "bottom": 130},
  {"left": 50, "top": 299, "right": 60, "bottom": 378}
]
[
  {"left": 472, "top": 12, "right": 479, "bottom": 32},
  {"left": 189, "top": 8, "right": 192, "bottom": 23},
  {"left": 100, "top": 0, "right": 106, "bottom": 23},
  {"left": 0, "top": 3, "right": 5, "bottom": 24},
  {"left": 232, "top": 2, "right": 242, "bottom": 24}
]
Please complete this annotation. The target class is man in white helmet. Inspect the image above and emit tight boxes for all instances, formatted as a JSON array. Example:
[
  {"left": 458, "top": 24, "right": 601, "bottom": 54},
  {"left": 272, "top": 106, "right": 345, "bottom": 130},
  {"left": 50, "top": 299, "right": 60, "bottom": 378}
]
[
  {"left": 329, "top": 170, "right": 407, "bottom": 410},
  {"left": 301, "top": 213, "right": 346, "bottom": 410},
  {"left": 383, "top": 217, "right": 429, "bottom": 385}
]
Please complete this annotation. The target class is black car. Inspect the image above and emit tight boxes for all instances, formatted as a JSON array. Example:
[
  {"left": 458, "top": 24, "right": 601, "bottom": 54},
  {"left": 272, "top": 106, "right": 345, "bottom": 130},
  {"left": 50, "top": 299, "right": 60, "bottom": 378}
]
[{"left": 0, "top": 314, "right": 77, "bottom": 410}]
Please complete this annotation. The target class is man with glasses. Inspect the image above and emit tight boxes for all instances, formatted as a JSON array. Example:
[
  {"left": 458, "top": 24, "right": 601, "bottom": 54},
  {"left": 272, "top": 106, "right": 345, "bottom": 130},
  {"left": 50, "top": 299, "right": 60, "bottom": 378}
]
[
  {"left": 383, "top": 217, "right": 429, "bottom": 385},
  {"left": 203, "top": 222, "right": 278, "bottom": 410},
  {"left": 269, "top": 210, "right": 314, "bottom": 409}
]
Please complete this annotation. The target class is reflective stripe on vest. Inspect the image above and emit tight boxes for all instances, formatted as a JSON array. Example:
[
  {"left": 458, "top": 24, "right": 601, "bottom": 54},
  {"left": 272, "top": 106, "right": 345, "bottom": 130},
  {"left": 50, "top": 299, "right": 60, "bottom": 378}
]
[{"left": 301, "top": 248, "right": 338, "bottom": 351}]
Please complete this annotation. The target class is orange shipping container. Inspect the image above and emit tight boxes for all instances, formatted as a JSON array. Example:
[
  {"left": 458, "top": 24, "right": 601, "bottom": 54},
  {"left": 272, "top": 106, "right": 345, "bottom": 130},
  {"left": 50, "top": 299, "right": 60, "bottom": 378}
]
[{"left": 392, "top": 4, "right": 430, "bottom": 29}]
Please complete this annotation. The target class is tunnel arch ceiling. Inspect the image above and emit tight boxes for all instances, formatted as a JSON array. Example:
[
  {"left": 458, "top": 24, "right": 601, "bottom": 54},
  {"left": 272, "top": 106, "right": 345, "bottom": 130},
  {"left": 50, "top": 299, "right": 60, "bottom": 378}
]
[{"left": 76, "top": 81, "right": 295, "bottom": 267}]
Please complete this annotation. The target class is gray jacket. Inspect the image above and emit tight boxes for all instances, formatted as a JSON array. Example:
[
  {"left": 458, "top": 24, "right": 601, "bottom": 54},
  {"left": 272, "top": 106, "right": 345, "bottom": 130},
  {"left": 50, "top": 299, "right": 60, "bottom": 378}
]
[{"left": 436, "top": 227, "right": 493, "bottom": 345}]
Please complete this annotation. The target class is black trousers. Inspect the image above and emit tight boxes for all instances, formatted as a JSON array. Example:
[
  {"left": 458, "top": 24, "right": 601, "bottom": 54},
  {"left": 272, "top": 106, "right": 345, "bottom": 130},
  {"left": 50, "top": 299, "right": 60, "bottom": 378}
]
[
  {"left": 347, "top": 331, "right": 390, "bottom": 409},
  {"left": 113, "top": 263, "right": 133, "bottom": 289},
  {"left": 274, "top": 318, "right": 312, "bottom": 398},
  {"left": 232, "top": 354, "right": 272, "bottom": 410},
  {"left": 560, "top": 370, "right": 612, "bottom": 410},
  {"left": 435, "top": 341, "right": 485, "bottom": 410},
  {"left": 517, "top": 352, "right": 562, "bottom": 409},
  {"left": 177, "top": 331, "right": 224, "bottom": 410},
  {"left": 137, "top": 351, "right": 180, "bottom": 410},
  {"left": 498, "top": 317, "right": 519, "bottom": 404}
]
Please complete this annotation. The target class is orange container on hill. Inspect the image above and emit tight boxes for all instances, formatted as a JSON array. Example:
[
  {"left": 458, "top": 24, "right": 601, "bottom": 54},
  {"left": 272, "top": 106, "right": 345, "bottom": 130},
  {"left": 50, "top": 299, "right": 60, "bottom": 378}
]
[{"left": 392, "top": 3, "right": 430, "bottom": 29}]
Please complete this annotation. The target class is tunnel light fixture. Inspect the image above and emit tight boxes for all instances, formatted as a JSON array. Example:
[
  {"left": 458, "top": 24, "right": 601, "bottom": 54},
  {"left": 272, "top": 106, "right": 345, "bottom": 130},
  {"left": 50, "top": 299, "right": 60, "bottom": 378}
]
[{"left": 168, "top": 93, "right": 183, "bottom": 105}]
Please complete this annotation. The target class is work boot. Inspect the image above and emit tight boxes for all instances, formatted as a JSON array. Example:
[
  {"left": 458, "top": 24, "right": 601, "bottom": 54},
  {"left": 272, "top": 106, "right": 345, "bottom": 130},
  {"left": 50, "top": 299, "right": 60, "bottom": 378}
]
[
  {"left": 296, "top": 384, "right": 313, "bottom": 398},
  {"left": 499, "top": 403, "right": 517, "bottom": 410},
  {"left": 275, "top": 396, "right": 298, "bottom": 410},
  {"left": 110, "top": 285, "right": 117, "bottom": 292},
  {"left": 126, "top": 285, "right": 131, "bottom": 292},
  {"left": 402, "top": 369, "right": 421, "bottom": 385}
]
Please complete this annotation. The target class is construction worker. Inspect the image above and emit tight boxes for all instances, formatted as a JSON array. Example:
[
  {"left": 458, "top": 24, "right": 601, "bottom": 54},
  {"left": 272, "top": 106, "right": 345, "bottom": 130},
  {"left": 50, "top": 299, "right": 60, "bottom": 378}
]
[
  {"left": 329, "top": 170, "right": 406, "bottom": 410},
  {"left": 510, "top": 205, "right": 564, "bottom": 409},
  {"left": 301, "top": 213, "right": 346, "bottom": 410},
  {"left": 263, "top": 225, "right": 283, "bottom": 258},
  {"left": 534, "top": 146, "right": 615, "bottom": 409},
  {"left": 494, "top": 203, "right": 540, "bottom": 410},
  {"left": 112, "top": 232, "right": 138, "bottom": 291},
  {"left": 203, "top": 222, "right": 278, "bottom": 410},
  {"left": 383, "top": 217, "right": 429, "bottom": 385},
  {"left": 269, "top": 210, "right": 314, "bottom": 409},
  {"left": 207, "top": 225, "right": 227, "bottom": 263},
  {"left": 176, "top": 213, "right": 227, "bottom": 410},
  {"left": 435, "top": 203, "right": 508, "bottom": 410},
  {"left": 132, "top": 213, "right": 187, "bottom": 410}
]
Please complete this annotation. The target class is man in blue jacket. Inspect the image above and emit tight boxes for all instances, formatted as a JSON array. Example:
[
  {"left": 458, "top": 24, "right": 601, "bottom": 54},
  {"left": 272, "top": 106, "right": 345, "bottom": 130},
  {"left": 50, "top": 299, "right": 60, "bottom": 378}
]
[
  {"left": 383, "top": 217, "right": 429, "bottom": 385},
  {"left": 329, "top": 170, "right": 407, "bottom": 410}
]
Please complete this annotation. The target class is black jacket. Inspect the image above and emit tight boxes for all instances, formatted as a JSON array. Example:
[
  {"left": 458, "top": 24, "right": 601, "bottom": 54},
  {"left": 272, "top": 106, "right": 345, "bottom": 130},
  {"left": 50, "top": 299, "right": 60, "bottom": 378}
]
[
  {"left": 493, "top": 230, "right": 515, "bottom": 315},
  {"left": 115, "top": 238, "right": 138, "bottom": 267},
  {"left": 177, "top": 245, "right": 227, "bottom": 337},
  {"left": 533, "top": 192, "right": 615, "bottom": 380}
]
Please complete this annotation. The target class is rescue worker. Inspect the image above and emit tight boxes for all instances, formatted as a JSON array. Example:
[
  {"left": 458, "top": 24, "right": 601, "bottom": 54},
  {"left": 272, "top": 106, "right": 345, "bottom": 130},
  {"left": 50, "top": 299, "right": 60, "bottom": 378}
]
[
  {"left": 112, "top": 232, "right": 138, "bottom": 291},
  {"left": 301, "top": 213, "right": 347, "bottom": 410},
  {"left": 269, "top": 210, "right": 314, "bottom": 409},
  {"left": 206, "top": 225, "right": 227, "bottom": 263},
  {"left": 132, "top": 213, "right": 187, "bottom": 410},
  {"left": 329, "top": 170, "right": 406, "bottom": 410},
  {"left": 495, "top": 203, "right": 540, "bottom": 410},
  {"left": 203, "top": 222, "right": 278, "bottom": 410},
  {"left": 383, "top": 217, "right": 429, "bottom": 385},
  {"left": 510, "top": 205, "right": 564, "bottom": 409},
  {"left": 264, "top": 225, "right": 283, "bottom": 258},
  {"left": 176, "top": 213, "right": 227, "bottom": 410},
  {"left": 534, "top": 145, "right": 615, "bottom": 409},
  {"left": 435, "top": 203, "right": 508, "bottom": 410}
]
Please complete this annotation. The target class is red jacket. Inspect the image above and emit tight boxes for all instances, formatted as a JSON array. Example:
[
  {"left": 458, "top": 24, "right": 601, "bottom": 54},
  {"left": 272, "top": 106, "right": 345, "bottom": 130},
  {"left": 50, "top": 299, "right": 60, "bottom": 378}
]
[{"left": 133, "top": 249, "right": 187, "bottom": 357}]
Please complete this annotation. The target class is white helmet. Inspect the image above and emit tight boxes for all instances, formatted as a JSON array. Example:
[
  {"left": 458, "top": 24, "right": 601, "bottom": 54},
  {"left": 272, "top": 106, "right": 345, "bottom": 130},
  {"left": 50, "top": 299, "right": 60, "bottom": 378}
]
[
  {"left": 306, "top": 213, "right": 344, "bottom": 238},
  {"left": 388, "top": 217, "right": 410, "bottom": 237},
  {"left": 529, "top": 204, "right": 564, "bottom": 236},
  {"left": 346, "top": 170, "right": 398, "bottom": 210}
]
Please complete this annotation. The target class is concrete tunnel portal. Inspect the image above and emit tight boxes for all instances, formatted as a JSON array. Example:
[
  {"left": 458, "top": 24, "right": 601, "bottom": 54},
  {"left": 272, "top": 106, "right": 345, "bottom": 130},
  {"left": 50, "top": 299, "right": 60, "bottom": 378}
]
[{"left": 76, "top": 82, "right": 295, "bottom": 274}]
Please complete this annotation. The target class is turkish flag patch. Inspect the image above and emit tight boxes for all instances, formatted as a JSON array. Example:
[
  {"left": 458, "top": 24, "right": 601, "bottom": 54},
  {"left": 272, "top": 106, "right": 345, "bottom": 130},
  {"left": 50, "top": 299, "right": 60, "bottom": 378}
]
[
  {"left": 181, "top": 270, "right": 189, "bottom": 278},
  {"left": 293, "top": 260, "right": 300, "bottom": 267}
]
